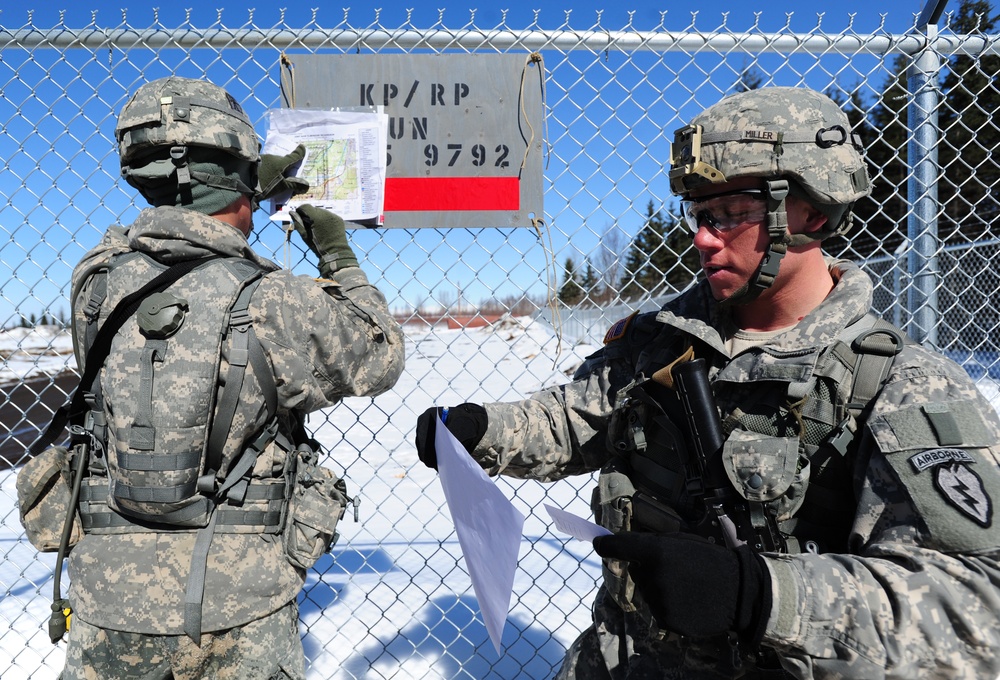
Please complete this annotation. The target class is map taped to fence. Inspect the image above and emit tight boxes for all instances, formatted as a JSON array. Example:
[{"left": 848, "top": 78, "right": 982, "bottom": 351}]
[
  {"left": 277, "top": 53, "right": 544, "bottom": 229},
  {"left": 263, "top": 108, "right": 389, "bottom": 225}
]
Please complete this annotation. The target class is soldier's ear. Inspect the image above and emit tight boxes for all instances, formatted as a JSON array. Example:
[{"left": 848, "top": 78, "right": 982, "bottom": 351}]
[{"left": 788, "top": 197, "right": 828, "bottom": 235}]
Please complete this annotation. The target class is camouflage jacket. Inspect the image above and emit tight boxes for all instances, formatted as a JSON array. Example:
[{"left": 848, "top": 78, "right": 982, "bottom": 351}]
[
  {"left": 67, "top": 206, "right": 404, "bottom": 634},
  {"left": 474, "top": 261, "right": 1000, "bottom": 678}
]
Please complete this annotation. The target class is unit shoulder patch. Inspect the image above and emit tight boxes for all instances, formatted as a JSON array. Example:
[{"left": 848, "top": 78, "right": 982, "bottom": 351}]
[
  {"left": 933, "top": 462, "right": 992, "bottom": 528},
  {"left": 909, "top": 449, "right": 992, "bottom": 528}
]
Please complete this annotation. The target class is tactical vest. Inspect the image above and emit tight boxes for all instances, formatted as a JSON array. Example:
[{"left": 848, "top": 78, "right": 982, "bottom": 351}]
[{"left": 595, "top": 311, "right": 906, "bottom": 614}]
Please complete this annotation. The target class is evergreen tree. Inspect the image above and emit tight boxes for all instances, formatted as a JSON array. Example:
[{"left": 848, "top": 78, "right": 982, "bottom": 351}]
[
  {"left": 735, "top": 65, "right": 765, "bottom": 92},
  {"left": 938, "top": 0, "right": 1000, "bottom": 241},
  {"left": 580, "top": 258, "right": 600, "bottom": 305},
  {"left": 936, "top": 0, "right": 1000, "bottom": 350},
  {"left": 558, "top": 256, "right": 584, "bottom": 306},
  {"left": 664, "top": 217, "right": 700, "bottom": 292},
  {"left": 849, "top": 56, "right": 912, "bottom": 258},
  {"left": 621, "top": 201, "right": 696, "bottom": 300},
  {"left": 850, "top": 0, "right": 1000, "bottom": 255},
  {"left": 621, "top": 203, "right": 662, "bottom": 300},
  {"left": 822, "top": 85, "right": 903, "bottom": 259}
]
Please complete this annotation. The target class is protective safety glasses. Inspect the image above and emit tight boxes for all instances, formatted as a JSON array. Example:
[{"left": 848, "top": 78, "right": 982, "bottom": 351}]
[{"left": 680, "top": 189, "right": 768, "bottom": 235}]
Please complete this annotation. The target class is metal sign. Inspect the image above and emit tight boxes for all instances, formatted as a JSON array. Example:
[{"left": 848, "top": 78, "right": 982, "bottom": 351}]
[{"left": 280, "top": 53, "right": 544, "bottom": 228}]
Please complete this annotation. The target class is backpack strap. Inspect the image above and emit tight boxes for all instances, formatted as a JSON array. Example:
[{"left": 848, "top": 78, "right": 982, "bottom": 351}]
[
  {"left": 776, "top": 316, "right": 908, "bottom": 551},
  {"left": 183, "top": 263, "right": 280, "bottom": 644},
  {"left": 81, "top": 270, "right": 109, "bottom": 354},
  {"left": 183, "top": 511, "right": 219, "bottom": 644},
  {"left": 846, "top": 318, "right": 906, "bottom": 414},
  {"left": 824, "top": 315, "right": 907, "bottom": 455},
  {"left": 78, "top": 480, "right": 286, "bottom": 531},
  {"left": 201, "top": 273, "right": 277, "bottom": 494}
]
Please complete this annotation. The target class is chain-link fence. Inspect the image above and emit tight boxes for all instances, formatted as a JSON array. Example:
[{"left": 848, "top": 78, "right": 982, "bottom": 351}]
[{"left": 2, "top": 6, "right": 1000, "bottom": 679}]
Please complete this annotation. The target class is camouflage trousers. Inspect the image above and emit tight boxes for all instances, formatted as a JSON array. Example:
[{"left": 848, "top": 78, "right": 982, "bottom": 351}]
[
  {"left": 553, "top": 586, "right": 787, "bottom": 680},
  {"left": 60, "top": 600, "right": 305, "bottom": 680}
]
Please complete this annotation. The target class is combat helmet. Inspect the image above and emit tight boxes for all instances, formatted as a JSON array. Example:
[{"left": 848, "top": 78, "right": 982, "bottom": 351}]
[
  {"left": 116, "top": 76, "right": 260, "bottom": 201},
  {"left": 669, "top": 87, "right": 871, "bottom": 296}
]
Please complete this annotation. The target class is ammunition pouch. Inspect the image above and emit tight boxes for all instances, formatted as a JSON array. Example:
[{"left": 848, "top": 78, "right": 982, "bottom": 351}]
[
  {"left": 608, "top": 377, "right": 691, "bottom": 508},
  {"left": 17, "top": 445, "right": 85, "bottom": 552},
  {"left": 599, "top": 375, "right": 706, "bottom": 611},
  {"left": 591, "top": 461, "right": 637, "bottom": 611},
  {"left": 721, "top": 430, "right": 805, "bottom": 552},
  {"left": 630, "top": 490, "right": 685, "bottom": 535},
  {"left": 722, "top": 430, "right": 807, "bottom": 516},
  {"left": 282, "top": 445, "right": 355, "bottom": 570}
]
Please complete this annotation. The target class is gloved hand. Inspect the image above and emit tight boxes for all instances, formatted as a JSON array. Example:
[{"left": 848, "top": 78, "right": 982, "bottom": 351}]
[
  {"left": 254, "top": 144, "right": 309, "bottom": 209},
  {"left": 290, "top": 204, "right": 358, "bottom": 277},
  {"left": 414, "top": 403, "right": 489, "bottom": 470},
  {"left": 592, "top": 532, "right": 771, "bottom": 643}
]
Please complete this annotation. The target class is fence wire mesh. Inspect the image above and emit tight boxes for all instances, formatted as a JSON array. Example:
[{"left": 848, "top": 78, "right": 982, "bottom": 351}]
[{"left": 1, "top": 6, "right": 999, "bottom": 679}]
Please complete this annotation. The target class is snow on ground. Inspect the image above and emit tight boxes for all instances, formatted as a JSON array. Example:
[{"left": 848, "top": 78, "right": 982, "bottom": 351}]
[
  {"left": 0, "top": 326, "right": 75, "bottom": 385},
  {"left": 0, "top": 317, "right": 603, "bottom": 680},
  {"left": 2, "top": 318, "right": 1000, "bottom": 679}
]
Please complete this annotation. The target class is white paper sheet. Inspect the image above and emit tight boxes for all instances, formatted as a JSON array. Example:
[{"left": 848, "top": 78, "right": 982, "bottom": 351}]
[
  {"left": 262, "top": 108, "right": 388, "bottom": 223},
  {"left": 544, "top": 504, "right": 612, "bottom": 542},
  {"left": 435, "top": 415, "right": 526, "bottom": 654}
]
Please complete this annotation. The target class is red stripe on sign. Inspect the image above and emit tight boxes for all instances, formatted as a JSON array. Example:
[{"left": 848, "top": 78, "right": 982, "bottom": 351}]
[{"left": 384, "top": 177, "right": 520, "bottom": 211}]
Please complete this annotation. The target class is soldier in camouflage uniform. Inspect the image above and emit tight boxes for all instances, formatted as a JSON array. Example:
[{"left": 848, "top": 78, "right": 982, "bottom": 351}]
[
  {"left": 60, "top": 76, "right": 404, "bottom": 679},
  {"left": 415, "top": 87, "right": 1000, "bottom": 678}
]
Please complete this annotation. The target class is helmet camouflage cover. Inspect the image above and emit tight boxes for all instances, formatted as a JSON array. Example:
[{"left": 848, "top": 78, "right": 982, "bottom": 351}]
[
  {"left": 669, "top": 86, "right": 871, "bottom": 234},
  {"left": 116, "top": 76, "right": 260, "bottom": 172}
]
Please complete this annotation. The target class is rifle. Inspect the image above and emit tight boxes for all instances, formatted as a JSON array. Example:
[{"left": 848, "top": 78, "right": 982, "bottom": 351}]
[{"left": 662, "top": 357, "right": 781, "bottom": 552}]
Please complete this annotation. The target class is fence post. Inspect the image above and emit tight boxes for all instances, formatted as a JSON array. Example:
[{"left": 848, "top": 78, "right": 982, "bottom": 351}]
[
  {"left": 906, "top": 19, "right": 943, "bottom": 347},
  {"left": 893, "top": 238, "right": 908, "bottom": 328}
]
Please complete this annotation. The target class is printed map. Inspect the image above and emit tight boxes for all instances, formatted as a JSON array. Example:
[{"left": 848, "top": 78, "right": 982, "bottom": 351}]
[{"left": 300, "top": 139, "right": 360, "bottom": 202}]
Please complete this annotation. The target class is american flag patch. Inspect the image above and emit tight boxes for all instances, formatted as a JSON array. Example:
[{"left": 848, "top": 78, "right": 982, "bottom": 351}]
[{"left": 603, "top": 312, "right": 636, "bottom": 344}]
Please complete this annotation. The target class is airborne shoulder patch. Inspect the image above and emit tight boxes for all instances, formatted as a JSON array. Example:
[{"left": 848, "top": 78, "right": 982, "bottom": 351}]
[
  {"left": 603, "top": 312, "right": 637, "bottom": 345},
  {"left": 909, "top": 449, "right": 992, "bottom": 528},
  {"left": 909, "top": 448, "right": 975, "bottom": 472}
]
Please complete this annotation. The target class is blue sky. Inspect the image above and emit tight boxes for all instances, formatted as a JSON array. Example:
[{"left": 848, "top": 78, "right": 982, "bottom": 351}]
[
  {"left": 0, "top": 1, "right": 931, "bottom": 31},
  {"left": 0, "top": 1, "right": 954, "bottom": 321}
]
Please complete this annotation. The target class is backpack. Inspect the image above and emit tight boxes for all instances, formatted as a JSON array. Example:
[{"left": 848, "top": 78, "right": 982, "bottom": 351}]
[
  {"left": 88, "top": 252, "right": 276, "bottom": 527},
  {"left": 26, "top": 248, "right": 354, "bottom": 643},
  {"left": 25, "top": 252, "right": 283, "bottom": 643}
]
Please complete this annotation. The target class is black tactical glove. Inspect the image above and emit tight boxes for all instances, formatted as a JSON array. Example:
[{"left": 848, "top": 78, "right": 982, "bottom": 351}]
[
  {"left": 592, "top": 532, "right": 771, "bottom": 643},
  {"left": 290, "top": 204, "right": 359, "bottom": 277},
  {"left": 414, "top": 403, "right": 489, "bottom": 470},
  {"left": 254, "top": 144, "right": 309, "bottom": 209}
]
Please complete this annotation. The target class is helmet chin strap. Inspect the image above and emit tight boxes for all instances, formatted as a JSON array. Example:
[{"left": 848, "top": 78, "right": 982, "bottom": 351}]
[{"left": 719, "top": 179, "right": 791, "bottom": 307}]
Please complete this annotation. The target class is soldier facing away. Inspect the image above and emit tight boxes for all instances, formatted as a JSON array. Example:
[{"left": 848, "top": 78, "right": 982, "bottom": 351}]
[
  {"left": 37, "top": 76, "right": 403, "bottom": 678},
  {"left": 415, "top": 87, "right": 1000, "bottom": 678}
]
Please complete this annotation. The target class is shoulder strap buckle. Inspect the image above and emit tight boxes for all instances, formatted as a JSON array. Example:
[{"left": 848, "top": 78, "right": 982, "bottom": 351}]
[{"left": 851, "top": 323, "right": 905, "bottom": 357}]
